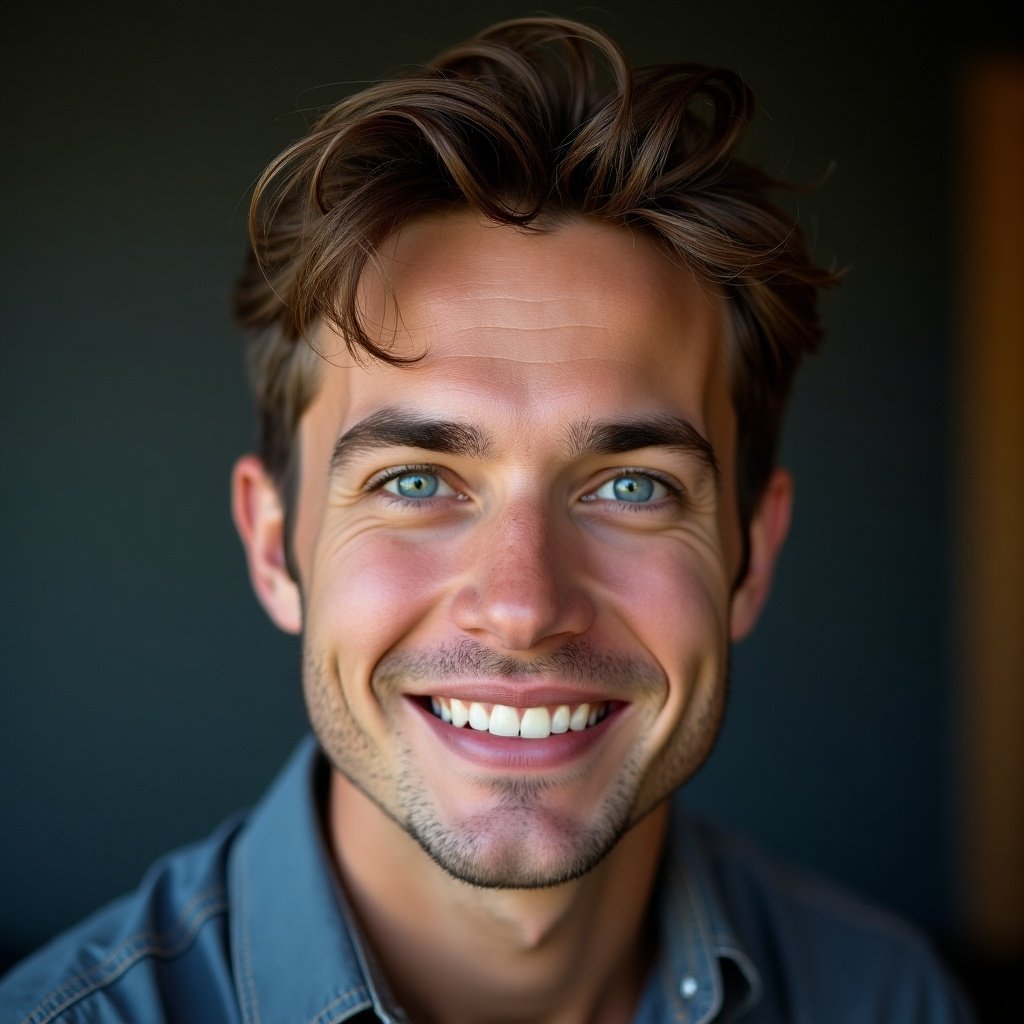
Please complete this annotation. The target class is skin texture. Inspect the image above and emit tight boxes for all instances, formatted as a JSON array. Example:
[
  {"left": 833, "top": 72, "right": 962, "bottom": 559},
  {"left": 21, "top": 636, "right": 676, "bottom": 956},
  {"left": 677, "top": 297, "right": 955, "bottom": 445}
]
[{"left": 233, "top": 212, "right": 791, "bottom": 1022}]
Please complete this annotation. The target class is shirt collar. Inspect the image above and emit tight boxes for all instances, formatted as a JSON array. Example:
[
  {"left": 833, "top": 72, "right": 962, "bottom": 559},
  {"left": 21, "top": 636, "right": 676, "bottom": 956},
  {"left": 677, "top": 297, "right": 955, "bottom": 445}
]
[
  {"left": 228, "top": 736, "right": 383, "bottom": 1024},
  {"left": 228, "top": 737, "right": 761, "bottom": 1024},
  {"left": 644, "top": 799, "right": 762, "bottom": 1024}
]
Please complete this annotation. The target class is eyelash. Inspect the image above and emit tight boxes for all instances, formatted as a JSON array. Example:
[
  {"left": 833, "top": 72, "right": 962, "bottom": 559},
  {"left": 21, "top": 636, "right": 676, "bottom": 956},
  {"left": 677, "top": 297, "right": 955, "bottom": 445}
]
[{"left": 365, "top": 464, "right": 684, "bottom": 510}]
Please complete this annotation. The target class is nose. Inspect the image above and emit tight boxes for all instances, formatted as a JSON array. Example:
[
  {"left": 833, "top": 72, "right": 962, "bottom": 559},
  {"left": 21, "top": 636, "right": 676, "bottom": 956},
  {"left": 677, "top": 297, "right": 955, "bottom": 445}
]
[{"left": 450, "top": 501, "right": 595, "bottom": 653}]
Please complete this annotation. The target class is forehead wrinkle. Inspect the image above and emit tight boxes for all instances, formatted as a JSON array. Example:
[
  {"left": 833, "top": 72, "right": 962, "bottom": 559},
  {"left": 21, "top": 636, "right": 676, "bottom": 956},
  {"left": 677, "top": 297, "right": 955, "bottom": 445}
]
[
  {"left": 563, "top": 415, "right": 720, "bottom": 482},
  {"left": 329, "top": 407, "right": 491, "bottom": 475}
]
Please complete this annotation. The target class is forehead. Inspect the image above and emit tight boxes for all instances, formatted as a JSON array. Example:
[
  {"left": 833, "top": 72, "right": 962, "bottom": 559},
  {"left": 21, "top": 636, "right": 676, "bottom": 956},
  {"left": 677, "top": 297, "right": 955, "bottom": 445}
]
[{"left": 304, "top": 213, "right": 733, "bottom": 459}]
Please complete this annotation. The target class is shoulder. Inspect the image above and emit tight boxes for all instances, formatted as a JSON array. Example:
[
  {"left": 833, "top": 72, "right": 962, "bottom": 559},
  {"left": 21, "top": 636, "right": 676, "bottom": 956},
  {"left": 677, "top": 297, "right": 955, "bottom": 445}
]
[
  {"left": 683, "top": 819, "right": 975, "bottom": 1023},
  {"left": 0, "top": 814, "right": 245, "bottom": 1024}
]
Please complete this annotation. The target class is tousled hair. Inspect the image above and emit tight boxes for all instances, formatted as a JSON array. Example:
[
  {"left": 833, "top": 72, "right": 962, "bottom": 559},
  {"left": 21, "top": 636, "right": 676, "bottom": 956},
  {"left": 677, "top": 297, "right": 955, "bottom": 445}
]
[{"left": 234, "top": 17, "right": 839, "bottom": 545}]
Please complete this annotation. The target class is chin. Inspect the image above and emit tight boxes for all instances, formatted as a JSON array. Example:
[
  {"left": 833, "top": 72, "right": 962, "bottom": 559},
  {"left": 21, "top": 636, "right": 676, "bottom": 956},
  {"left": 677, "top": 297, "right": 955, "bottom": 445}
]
[
  {"left": 405, "top": 807, "right": 631, "bottom": 889},
  {"left": 396, "top": 769, "right": 639, "bottom": 889}
]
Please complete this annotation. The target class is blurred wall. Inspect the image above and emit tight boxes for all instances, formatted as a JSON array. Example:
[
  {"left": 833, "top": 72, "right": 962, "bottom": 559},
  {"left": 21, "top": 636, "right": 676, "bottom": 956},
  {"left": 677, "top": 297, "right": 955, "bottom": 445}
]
[{"left": 1, "top": 0, "right": 1015, "bottom": 968}]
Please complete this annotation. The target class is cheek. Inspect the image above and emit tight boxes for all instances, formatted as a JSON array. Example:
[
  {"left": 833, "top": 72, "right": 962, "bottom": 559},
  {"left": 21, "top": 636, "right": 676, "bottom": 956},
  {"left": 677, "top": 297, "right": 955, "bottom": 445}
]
[
  {"left": 605, "top": 543, "right": 732, "bottom": 797},
  {"left": 305, "top": 527, "right": 456, "bottom": 667},
  {"left": 590, "top": 534, "right": 731, "bottom": 752},
  {"left": 590, "top": 535, "right": 732, "bottom": 652}
]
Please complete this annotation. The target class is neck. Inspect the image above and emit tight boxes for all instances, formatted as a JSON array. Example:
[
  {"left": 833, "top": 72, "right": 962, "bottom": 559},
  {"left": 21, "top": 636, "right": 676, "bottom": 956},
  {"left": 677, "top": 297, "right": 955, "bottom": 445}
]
[{"left": 327, "top": 774, "right": 668, "bottom": 1024}]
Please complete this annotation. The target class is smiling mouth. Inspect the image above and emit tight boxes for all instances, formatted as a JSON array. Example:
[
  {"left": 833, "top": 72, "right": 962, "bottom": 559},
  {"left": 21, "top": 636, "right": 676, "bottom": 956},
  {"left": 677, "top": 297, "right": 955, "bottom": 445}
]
[{"left": 425, "top": 697, "right": 610, "bottom": 739}]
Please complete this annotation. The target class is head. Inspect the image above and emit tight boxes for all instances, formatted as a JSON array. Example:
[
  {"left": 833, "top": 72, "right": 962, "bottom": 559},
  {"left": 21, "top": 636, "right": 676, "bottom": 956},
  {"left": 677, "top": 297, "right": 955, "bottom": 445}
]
[
  {"left": 232, "top": 18, "right": 837, "bottom": 888},
  {"left": 235, "top": 18, "right": 836, "bottom": 563}
]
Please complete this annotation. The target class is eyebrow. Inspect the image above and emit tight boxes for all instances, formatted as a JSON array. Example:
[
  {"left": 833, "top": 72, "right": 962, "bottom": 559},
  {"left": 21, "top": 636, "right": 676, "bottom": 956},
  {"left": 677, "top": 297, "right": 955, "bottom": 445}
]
[
  {"left": 566, "top": 416, "right": 720, "bottom": 481},
  {"left": 330, "top": 407, "right": 718, "bottom": 482},
  {"left": 330, "top": 408, "right": 490, "bottom": 474}
]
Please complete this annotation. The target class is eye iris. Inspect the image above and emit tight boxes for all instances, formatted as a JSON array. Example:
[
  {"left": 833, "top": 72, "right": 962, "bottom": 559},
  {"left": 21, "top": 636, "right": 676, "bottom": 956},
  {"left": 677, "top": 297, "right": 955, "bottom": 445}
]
[
  {"left": 396, "top": 473, "right": 438, "bottom": 498},
  {"left": 613, "top": 476, "right": 654, "bottom": 502}
]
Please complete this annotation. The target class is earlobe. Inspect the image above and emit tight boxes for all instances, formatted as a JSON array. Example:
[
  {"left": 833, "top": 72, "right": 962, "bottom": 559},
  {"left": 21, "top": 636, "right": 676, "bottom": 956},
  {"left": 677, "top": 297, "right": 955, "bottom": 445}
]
[
  {"left": 729, "top": 468, "right": 793, "bottom": 642},
  {"left": 231, "top": 455, "right": 303, "bottom": 634}
]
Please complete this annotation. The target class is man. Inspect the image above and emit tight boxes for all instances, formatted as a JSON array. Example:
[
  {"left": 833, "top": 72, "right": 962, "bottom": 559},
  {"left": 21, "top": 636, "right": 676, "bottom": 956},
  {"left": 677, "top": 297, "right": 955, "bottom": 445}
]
[{"left": 0, "top": 17, "right": 971, "bottom": 1023}]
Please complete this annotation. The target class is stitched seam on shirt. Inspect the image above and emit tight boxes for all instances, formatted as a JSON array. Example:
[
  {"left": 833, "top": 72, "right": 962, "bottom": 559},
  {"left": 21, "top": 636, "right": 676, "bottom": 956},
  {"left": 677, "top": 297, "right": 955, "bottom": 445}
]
[
  {"left": 786, "top": 877, "right": 927, "bottom": 940},
  {"left": 307, "top": 983, "right": 372, "bottom": 1024},
  {"left": 706, "top": 834, "right": 927, "bottom": 944},
  {"left": 236, "top": 845, "right": 262, "bottom": 1024},
  {"left": 18, "top": 889, "right": 227, "bottom": 1024}
]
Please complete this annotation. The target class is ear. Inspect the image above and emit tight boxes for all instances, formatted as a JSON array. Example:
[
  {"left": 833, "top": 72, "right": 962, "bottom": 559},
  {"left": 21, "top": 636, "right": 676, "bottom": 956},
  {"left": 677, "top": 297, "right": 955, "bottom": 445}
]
[
  {"left": 730, "top": 467, "right": 793, "bottom": 642},
  {"left": 231, "top": 455, "right": 302, "bottom": 634}
]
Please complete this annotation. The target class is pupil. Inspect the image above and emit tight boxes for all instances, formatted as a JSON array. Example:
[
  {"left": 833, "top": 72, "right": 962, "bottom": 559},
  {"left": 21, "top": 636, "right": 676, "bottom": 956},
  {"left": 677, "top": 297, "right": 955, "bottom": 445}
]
[{"left": 614, "top": 476, "right": 653, "bottom": 502}]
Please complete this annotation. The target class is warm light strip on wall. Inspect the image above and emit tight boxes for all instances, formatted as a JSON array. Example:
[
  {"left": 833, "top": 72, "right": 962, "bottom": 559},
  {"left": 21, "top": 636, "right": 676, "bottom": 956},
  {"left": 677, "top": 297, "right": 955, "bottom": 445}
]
[{"left": 959, "top": 59, "right": 1024, "bottom": 954}]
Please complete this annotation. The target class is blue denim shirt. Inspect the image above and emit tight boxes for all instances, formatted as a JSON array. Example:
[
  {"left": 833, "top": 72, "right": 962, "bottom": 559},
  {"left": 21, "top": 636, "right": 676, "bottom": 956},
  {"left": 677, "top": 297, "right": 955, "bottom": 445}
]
[{"left": 0, "top": 737, "right": 972, "bottom": 1023}]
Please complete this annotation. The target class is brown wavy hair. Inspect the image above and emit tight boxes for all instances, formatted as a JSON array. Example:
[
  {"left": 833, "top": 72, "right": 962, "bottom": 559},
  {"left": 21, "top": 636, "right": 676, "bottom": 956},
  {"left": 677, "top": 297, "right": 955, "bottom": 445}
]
[{"left": 234, "top": 17, "right": 839, "bottom": 545}]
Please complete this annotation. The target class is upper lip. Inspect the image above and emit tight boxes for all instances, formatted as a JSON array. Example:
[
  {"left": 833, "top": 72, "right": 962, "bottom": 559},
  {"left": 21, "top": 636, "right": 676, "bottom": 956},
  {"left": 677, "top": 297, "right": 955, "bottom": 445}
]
[{"left": 401, "top": 682, "right": 625, "bottom": 707}]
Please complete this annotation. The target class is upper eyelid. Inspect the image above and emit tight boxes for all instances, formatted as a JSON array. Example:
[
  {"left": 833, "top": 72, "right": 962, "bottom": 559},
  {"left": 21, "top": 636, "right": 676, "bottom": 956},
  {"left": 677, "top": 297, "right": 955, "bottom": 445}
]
[
  {"left": 363, "top": 463, "right": 449, "bottom": 490},
  {"left": 587, "top": 467, "right": 683, "bottom": 494}
]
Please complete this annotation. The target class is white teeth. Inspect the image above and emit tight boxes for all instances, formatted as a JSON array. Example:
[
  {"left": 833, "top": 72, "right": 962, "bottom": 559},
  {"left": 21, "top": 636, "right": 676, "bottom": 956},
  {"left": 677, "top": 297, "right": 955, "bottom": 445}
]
[
  {"left": 489, "top": 704, "right": 520, "bottom": 737},
  {"left": 569, "top": 704, "right": 591, "bottom": 732},
  {"left": 429, "top": 698, "right": 607, "bottom": 737},
  {"left": 468, "top": 702, "right": 490, "bottom": 731},
  {"left": 519, "top": 706, "right": 552, "bottom": 739},
  {"left": 450, "top": 697, "right": 469, "bottom": 728}
]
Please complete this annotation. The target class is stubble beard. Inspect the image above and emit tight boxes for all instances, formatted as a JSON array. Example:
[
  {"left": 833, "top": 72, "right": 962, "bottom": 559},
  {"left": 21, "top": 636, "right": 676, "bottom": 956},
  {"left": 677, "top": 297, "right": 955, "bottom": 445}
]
[
  {"left": 305, "top": 639, "right": 727, "bottom": 890},
  {"left": 395, "top": 745, "right": 647, "bottom": 889}
]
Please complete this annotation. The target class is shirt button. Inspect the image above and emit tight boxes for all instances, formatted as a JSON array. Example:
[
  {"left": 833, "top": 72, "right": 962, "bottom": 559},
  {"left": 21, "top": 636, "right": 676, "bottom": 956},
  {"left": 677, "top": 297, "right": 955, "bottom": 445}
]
[{"left": 680, "top": 975, "right": 699, "bottom": 999}]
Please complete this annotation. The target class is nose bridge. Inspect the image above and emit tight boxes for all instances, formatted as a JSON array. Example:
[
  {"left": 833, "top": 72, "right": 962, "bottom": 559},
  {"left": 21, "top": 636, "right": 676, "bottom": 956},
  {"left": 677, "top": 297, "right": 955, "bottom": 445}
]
[
  {"left": 491, "top": 498, "right": 556, "bottom": 590},
  {"left": 453, "top": 491, "right": 592, "bottom": 651}
]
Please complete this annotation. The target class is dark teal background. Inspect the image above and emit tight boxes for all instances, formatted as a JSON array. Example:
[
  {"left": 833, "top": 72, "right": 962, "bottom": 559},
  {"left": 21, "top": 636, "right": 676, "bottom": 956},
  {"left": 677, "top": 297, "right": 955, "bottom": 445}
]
[{"left": 2, "top": 0, "right": 1018, "bottom": 973}]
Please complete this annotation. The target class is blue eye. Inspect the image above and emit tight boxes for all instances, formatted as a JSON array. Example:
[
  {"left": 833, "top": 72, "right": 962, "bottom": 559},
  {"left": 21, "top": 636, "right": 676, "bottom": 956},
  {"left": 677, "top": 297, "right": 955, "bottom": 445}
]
[
  {"left": 592, "top": 474, "right": 665, "bottom": 503},
  {"left": 381, "top": 470, "right": 456, "bottom": 500},
  {"left": 386, "top": 472, "right": 439, "bottom": 498}
]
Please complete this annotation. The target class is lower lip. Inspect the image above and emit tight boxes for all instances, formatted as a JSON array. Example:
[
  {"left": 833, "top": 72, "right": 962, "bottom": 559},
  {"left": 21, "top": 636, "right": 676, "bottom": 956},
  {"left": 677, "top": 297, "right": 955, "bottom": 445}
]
[{"left": 407, "top": 698, "right": 621, "bottom": 771}]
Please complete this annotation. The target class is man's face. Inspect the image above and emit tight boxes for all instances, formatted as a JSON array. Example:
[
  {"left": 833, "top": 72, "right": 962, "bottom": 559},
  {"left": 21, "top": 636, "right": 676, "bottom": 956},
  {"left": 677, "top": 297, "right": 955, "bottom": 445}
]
[{"left": 258, "top": 213, "right": 771, "bottom": 888}]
